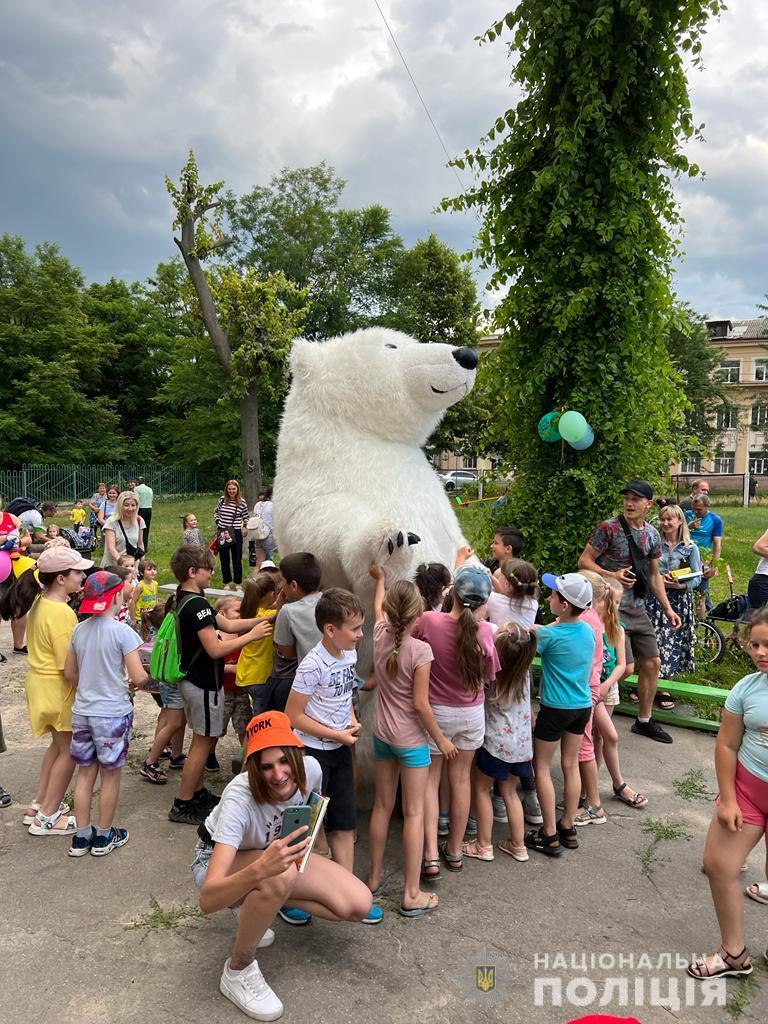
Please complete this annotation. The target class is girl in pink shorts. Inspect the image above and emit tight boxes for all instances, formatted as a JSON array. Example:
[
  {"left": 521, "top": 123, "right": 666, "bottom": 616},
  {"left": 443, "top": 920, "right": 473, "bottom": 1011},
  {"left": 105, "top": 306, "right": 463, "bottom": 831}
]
[{"left": 689, "top": 607, "right": 768, "bottom": 980}]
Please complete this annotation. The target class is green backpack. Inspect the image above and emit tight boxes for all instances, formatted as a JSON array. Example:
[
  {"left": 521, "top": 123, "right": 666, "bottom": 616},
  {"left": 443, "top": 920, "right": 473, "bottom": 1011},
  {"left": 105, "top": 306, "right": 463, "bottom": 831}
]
[{"left": 149, "top": 593, "right": 202, "bottom": 686}]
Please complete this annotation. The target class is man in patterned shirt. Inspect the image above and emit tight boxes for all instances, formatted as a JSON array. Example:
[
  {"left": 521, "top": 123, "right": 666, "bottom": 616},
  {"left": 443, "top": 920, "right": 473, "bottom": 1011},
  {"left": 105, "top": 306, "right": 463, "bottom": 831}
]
[{"left": 579, "top": 480, "right": 681, "bottom": 744}]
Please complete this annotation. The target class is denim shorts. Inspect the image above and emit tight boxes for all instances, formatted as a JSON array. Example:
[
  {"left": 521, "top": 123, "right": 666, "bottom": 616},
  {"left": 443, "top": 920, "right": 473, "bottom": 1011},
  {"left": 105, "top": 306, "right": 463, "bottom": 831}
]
[
  {"left": 71, "top": 710, "right": 134, "bottom": 769},
  {"left": 191, "top": 837, "right": 213, "bottom": 890},
  {"left": 372, "top": 734, "right": 431, "bottom": 768},
  {"left": 159, "top": 681, "right": 185, "bottom": 711},
  {"left": 476, "top": 747, "right": 534, "bottom": 784}
]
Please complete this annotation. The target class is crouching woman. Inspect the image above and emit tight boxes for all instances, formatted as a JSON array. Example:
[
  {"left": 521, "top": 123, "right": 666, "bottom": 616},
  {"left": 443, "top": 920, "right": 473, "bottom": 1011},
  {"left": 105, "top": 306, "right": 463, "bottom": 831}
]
[{"left": 192, "top": 711, "right": 374, "bottom": 1021}]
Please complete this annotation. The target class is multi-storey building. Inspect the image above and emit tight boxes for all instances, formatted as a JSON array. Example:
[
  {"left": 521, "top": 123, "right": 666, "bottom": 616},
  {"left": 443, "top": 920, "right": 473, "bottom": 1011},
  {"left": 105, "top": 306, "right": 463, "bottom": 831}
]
[{"left": 671, "top": 318, "right": 768, "bottom": 486}]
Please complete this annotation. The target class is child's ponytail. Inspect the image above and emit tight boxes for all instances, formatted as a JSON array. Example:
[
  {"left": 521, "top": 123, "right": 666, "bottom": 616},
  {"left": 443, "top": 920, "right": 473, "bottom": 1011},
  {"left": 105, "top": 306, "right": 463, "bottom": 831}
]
[
  {"left": 492, "top": 623, "right": 537, "bottom": 706},
  {"left": 601, "top": 579, "right": 623, "bottom": 650},
  {"left": 499, "top": 558, "right": 539, "bottom": 604},
  {"left": 382, "top": 580, "right": 423, "bottom": 679},
  {"left": 456, "top": 606, "right": 485, "bottom": 696}
]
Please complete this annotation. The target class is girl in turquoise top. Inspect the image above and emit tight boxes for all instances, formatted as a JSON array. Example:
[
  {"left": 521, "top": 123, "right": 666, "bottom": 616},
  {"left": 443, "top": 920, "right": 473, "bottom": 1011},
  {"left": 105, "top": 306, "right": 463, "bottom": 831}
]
[{"left": 689, "top": 607, "right": 768, "bottom": 980}]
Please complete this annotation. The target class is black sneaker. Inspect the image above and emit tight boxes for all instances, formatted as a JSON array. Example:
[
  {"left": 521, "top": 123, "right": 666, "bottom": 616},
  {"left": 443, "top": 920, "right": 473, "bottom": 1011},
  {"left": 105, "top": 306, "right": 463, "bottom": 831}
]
[
  {"left": 168, "top": 799, "right": 207, "bottom": 825},
  {"left": 205, "top": 753, "right": 221, "bottom": 772},
  {"left": 194, "top": 787, "right": 220, "bottom": 810},
  {"left": 631, "top": 718, "right": 673, "bottom": 744}
]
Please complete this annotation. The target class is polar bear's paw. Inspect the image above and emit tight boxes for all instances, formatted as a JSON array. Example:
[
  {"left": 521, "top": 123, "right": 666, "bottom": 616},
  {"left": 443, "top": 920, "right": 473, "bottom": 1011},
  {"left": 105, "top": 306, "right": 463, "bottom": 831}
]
[{"left": 377, "top": 530, "right": 421, "bottom": 575}]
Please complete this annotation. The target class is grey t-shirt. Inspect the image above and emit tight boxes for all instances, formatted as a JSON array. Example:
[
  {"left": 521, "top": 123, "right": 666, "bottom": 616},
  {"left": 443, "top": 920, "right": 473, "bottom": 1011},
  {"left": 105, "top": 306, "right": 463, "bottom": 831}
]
[
  {"left": 272, "top": 592, "right": 322, "bottom": 679},
  {"left": 70, "top": 615, "right": 142, "bottom": 717}
]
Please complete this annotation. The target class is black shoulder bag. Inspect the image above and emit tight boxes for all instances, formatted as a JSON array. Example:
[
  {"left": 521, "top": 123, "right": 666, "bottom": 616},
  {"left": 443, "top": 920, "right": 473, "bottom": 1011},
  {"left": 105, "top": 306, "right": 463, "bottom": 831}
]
[
  {"left": 617, "top": 515, "right": 650, "bottom": 599},
  {"left": 118, "top": 520, "right": 145, "bottom": 560}
]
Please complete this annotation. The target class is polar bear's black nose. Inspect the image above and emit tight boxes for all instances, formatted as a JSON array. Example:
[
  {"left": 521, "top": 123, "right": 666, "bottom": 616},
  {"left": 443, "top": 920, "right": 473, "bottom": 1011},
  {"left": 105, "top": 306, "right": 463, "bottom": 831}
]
[{"left": 452, "top": 347, "right": 478, "bottom": 370}]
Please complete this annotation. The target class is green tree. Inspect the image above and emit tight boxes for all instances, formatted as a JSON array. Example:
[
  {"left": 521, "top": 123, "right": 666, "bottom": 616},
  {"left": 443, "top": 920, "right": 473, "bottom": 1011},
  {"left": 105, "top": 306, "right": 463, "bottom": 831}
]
[
  {"left": 445, "top": 1, "right": 723, "bottom": 568},
  {"left": 0, "top": 233, "right": 118, "bottom": 464},
  {"left": 166, "top": 152, "right": 308, "bottom": 503},
  {"left": 226, "top": 164, "right": 404, "bottom": 339}
]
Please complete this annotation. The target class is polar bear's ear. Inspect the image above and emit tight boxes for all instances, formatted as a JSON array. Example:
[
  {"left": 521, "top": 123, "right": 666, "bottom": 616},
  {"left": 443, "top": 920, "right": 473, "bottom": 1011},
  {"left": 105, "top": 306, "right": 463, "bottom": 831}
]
[{"left": 289, "top": 339, "right": 320, "bottom": 385}]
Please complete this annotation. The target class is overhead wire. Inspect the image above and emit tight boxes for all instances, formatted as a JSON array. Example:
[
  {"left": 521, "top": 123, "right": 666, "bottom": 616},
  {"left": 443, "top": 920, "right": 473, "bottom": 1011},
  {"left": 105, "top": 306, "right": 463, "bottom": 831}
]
[{"left": 371, "top": 0, "right": 467, "bottom": 193}]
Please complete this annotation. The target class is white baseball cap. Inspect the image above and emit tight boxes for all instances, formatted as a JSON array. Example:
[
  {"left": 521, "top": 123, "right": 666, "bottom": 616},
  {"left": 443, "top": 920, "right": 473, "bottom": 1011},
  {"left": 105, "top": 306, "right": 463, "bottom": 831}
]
[{"left": 541, "top": 572, "right": 592, "bottom": 610}]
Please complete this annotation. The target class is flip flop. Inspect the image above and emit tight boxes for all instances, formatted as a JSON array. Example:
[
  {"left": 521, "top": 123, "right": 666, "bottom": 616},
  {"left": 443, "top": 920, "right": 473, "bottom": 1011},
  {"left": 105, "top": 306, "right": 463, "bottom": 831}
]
[
  {"left": 746, "top": 881, "right": 768, "bottom": 905},
  {"left": 369, "top": 874, "right": 391, "bottom": 897},
  {"left": 399, "top": 893, "right": 439, "bottom": 918},
  {"left": 655, "top": 692, "right": 676, "bottom": 711}
]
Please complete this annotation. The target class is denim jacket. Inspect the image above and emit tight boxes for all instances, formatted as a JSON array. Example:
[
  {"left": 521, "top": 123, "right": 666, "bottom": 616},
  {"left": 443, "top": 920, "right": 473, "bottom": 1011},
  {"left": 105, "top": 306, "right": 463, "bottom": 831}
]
[{"left": 659, "top": 540, "right": 702, "bottom": 592}]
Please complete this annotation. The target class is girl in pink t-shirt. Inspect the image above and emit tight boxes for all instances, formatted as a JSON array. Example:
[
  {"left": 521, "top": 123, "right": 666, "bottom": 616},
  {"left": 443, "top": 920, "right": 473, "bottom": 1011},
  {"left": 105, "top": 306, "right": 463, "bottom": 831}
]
[
  {"left": 366, "top": 566, "right": 456, "bottom": 917},
  {"left": 412, "top": 565, "right": 500, "bottom": 876}
]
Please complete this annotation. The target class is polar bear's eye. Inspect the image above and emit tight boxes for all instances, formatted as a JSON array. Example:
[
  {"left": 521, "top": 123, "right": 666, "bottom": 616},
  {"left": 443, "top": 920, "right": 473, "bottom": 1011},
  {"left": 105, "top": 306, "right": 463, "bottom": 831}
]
[{"left": 385, "top": 343, "right": 397, "bottom": 349}]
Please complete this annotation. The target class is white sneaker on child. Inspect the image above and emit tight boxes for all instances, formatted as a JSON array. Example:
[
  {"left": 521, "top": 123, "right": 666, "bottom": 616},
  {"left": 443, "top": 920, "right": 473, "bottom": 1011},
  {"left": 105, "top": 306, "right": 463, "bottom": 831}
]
[
  {"left": 220, "top": 958, "right": 283, "bottom": 1021},
  {"left": 523, "top": 792, "right": 544, "bottom": 825}
]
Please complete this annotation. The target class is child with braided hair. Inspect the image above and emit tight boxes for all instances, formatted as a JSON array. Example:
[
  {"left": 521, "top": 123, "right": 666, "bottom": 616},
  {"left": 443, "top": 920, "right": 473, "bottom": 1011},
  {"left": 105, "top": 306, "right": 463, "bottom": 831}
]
[{"left": 365, "top": 564, "right": 456, "bottom": 916}]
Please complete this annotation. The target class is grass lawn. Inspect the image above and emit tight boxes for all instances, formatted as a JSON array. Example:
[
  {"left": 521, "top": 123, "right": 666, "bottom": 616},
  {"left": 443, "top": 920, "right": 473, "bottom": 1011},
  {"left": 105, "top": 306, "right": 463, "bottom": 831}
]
[{"left": 47, "top": 492, "right": 766, "bottom": 689}]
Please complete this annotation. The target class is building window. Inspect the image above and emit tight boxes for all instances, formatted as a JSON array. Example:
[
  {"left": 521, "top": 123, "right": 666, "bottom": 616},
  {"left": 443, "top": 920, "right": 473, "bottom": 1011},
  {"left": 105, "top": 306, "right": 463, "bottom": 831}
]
[
  {"left": 756, "top": 360, "right": 768, "bottom": 382},
  {"left": 713, "top": 451, "right": 735, "bottom": 474},
  {"left": 461, "top": 454, "right": 475, "bottom": 469},
  {"left": 717, "top": 360, "right": 740, "bottom": 383},
  {"left": 752, "top": 405, "right": 768, "bottom": 428},
  {"left": 681, "top": 456, "right": 701, "bottom": 474},
  {"left": 716, "top": 406, "right": 739, "bottom": 430},
  {"left": 749, "top": 452, "right": 768, "bottom": 475}
]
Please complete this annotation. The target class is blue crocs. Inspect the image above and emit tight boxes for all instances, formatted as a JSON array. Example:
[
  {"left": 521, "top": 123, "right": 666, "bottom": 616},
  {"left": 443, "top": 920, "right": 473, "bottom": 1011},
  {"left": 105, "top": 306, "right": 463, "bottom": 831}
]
[
  {"left": 278, "top": 906, "right": 312, "bottom": 926},
  {"left": 362, "top": 905, "right": 384, "bottom": 925}
]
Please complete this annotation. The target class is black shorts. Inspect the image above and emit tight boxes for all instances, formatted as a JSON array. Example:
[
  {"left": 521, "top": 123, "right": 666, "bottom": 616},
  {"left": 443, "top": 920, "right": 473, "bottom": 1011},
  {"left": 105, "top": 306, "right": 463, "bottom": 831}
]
[
  {"left": 533, "top": 705, "right": 591, "bottom": 743},
  {"left": 309, "top": 745, "right": 356, "bottom": 832}
]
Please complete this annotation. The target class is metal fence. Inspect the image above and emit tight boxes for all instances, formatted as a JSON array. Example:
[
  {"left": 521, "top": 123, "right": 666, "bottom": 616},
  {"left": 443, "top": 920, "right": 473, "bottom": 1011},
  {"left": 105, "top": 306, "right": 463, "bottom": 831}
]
[{"left": 0, "top": 464, "right": 204, "bottom": 503}]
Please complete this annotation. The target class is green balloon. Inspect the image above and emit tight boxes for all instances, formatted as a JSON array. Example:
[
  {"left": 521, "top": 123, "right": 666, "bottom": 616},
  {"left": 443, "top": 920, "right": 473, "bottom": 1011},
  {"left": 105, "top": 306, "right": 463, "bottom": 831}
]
[
  {"left": 537, "top": 411, "right": 561, "bottom": 442},
  {"left": 558, "top": 410, "right": 589, "bottom": 443}
]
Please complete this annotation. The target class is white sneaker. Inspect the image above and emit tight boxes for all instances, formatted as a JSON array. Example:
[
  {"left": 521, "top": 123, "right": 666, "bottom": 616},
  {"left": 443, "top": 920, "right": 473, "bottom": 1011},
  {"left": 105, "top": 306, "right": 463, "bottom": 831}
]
[
  {"left": 523, "top": 793, "right": 544, "bottom": 825},
  {"left": 220, "top": 958, "right": 283, "bottom": 1021},
  {"left": 492, "top": 795, "right": 508, "bottom": 823},
  {"left": 230, "top": 909, "right": 276, "bottom": 950}
]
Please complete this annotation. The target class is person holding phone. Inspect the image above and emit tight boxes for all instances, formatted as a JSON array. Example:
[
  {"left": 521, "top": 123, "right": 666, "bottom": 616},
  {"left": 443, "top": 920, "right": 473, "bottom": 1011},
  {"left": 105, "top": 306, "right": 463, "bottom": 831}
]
[
  {"left": 192, "top": 711, "right": 374, "bottom": 1022},
  {"left": 578, "top": 480, "right": 682, "bottom": 744}
]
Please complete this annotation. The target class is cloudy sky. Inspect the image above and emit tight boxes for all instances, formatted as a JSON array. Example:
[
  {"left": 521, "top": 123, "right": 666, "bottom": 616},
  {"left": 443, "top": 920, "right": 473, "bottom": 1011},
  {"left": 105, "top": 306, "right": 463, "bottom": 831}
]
[{"left": 1, "top": 0, "right": 765, "bottom": 320}]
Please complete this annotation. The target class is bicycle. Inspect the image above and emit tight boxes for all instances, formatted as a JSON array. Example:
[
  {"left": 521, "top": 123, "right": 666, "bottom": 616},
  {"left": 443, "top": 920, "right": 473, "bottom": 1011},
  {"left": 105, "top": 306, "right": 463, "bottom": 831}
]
[{"left": 697, "top": 565, "right": 753, "bottom": 668}]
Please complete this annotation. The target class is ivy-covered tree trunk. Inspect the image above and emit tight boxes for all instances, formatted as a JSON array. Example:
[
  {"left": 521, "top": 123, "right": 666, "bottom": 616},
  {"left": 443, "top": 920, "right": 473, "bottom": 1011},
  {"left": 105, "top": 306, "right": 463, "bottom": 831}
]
[{"left": 446, "top": 0, "right": 723, "bottom": 569}]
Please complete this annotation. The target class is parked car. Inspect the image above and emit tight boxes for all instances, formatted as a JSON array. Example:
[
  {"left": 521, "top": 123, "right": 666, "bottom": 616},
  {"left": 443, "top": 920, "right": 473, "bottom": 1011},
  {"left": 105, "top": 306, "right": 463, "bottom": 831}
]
[{"left": 439, "top": 470, "right": 477, "bottom": 492}]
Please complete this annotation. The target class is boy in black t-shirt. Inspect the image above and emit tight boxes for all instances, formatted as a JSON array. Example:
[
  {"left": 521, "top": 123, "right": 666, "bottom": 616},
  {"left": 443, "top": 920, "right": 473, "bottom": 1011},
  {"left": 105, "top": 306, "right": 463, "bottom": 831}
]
[{"left": 168, "top": 545, "right": 273, "bottom": 825}]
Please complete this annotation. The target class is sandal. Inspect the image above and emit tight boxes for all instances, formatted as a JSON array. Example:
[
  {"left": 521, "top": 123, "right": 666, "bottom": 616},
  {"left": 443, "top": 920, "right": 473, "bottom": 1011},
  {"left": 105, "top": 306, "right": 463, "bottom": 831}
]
[
  {"left": 23, "top": 800, "right": 70, "bottom": 826},
  {"left": 556, "top": 819, "right": 579, "bottom": 850},
  {"left": 421, "top": 859, "right": 442, "bottom": 883},
  {"left": 438, "top": 841, "right": 463, "bottom": 872},
  {"left": 462, "top": 840, "right": 494, "bottom": 862},
  {"left": 687, "top": 946, "right": 752, "bottom": 979},
  {"left": 655, "top": 691, "right": 676, "bottom": 711},
  {"left": 525, "top": 828, "right": 562, "bottom": 857},
  {"left": 399, "top": 892, "right": 439, "bottom": 918},
  {"left": 28, "top": 813, "right": 77, "bottom": 836},
  {"left": 612, "top": 783, "right": 648, "bottom": 808},
  {"left": 0, "top": 786, "right": 12, "bottom": 808},
  {"left": 628, "top": 690, "right": 640, "bottom": 704},
  {"left": 498, "top": 839, "right": 529, "bottom": 862},
  {"left": 745, "top": 881, "right": 768, "bottom": 905}
]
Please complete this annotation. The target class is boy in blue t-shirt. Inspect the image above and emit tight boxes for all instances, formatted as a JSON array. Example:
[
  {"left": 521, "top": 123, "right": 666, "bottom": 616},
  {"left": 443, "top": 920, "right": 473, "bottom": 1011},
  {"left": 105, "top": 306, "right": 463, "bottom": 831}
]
[
  {"left": 527, "top": 572, "right": 595, "bottom": 858},
  {"left": 685, "top": 494, "right": 723, "bottom": 614}
]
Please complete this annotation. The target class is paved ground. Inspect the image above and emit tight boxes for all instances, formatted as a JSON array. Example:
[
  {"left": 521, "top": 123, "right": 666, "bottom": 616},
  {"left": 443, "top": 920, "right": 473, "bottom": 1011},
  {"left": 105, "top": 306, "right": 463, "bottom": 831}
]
[{"left": 1, "top": 618, "right": 767, "bottom": 1024}]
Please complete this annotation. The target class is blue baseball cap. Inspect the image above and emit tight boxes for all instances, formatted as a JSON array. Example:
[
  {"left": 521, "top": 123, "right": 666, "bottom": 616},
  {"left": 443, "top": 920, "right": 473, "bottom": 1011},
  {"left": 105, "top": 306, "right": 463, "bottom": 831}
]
[{"left": 453, "top": 565, "right": 492, "bottom": 608}]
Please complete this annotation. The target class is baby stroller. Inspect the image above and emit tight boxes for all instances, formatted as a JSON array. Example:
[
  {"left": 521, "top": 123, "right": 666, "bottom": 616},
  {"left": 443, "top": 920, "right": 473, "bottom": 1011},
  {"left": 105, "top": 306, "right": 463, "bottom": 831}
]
[{"left": 60, "top": 526, "right": 96, "bottom": 553}]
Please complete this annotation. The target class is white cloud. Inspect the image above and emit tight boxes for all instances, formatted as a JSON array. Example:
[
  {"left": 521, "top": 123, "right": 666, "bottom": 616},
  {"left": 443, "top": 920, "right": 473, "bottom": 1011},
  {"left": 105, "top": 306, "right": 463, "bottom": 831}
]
[{"left": 0, "top": 0, "right": 765, "bottom": 321}]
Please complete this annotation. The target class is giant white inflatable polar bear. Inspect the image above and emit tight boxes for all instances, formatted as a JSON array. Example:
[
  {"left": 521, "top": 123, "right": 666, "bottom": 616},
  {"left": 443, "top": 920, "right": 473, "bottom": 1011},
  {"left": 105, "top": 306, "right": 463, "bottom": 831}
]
[{"left": 273, "top": 327, "right": 478, "bottom": 666}]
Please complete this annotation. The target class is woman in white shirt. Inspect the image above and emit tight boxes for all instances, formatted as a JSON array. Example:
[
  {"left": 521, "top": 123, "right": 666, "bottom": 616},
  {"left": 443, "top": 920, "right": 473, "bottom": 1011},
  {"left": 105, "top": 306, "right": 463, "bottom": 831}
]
[{"left": 192, "top": 711, "right": 373, "bottom": 1021}]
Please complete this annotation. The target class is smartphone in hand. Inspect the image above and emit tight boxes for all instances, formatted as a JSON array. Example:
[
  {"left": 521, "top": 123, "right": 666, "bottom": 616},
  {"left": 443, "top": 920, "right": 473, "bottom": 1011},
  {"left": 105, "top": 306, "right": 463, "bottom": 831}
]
[{"left": 280, "top": 805, "right": 311, "bottom": 847}]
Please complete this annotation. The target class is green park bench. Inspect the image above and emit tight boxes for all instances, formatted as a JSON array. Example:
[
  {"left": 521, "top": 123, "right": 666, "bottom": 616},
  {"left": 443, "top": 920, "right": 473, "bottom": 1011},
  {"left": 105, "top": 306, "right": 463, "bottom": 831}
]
[{"left": 530, "top": 657, "right": 728, "bottom": 734}]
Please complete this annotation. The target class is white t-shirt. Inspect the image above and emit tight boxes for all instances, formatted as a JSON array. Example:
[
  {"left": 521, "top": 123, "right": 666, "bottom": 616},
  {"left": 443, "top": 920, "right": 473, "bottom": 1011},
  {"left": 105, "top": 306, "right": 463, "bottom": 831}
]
[
  {"left": 486, "top": 591, "right": 538, "bottom": 629},
  {"left": 69, "top": 615, "right": 142, "bottom": 717},
  {"left": 20, "top": 509, "right": 44, "bottom": 533},
  {"left": 291, "top": 642, "right": 357, "bottom": 750},
  {"left": 204, "top": 757, "right": 322, "bottom": 849}
]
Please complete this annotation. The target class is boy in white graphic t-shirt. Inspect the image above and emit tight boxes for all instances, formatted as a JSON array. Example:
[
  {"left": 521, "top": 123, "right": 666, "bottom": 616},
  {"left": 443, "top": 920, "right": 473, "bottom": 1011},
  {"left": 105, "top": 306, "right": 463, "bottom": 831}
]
[{"left": 286, "top": 588, "right": 364, "bottom": 875}]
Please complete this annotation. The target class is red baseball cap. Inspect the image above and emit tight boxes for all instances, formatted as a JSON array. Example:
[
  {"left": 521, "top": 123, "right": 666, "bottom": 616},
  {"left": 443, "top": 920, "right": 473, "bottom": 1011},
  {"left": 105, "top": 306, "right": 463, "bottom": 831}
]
[
  {"left": 79, "top": 571, "right": 124, "bottom": 615},
  {"left": 568, "top": 1016, "right": 643, "bottom": 1024}
]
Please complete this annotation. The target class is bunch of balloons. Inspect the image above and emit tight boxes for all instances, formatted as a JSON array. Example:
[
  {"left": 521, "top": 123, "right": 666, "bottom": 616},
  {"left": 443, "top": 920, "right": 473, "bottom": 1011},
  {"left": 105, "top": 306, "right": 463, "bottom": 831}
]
[{"left": 537, "top": 410, "right": 594, "bottom": 450}]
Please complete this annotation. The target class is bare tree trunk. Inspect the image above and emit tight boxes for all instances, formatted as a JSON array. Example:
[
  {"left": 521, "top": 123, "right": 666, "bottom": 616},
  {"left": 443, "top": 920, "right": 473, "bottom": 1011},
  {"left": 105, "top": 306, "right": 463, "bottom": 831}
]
[
  {"left": 239, "top": 384, "right": 261, "bottom": 508},
  {"left": 174, "top": 216, "right": 262, "bottom": 503}
]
